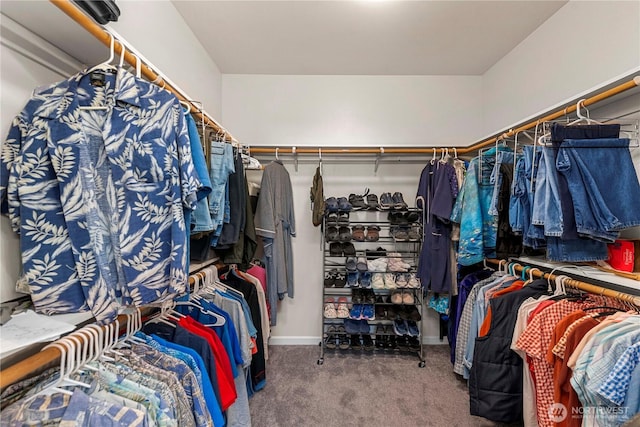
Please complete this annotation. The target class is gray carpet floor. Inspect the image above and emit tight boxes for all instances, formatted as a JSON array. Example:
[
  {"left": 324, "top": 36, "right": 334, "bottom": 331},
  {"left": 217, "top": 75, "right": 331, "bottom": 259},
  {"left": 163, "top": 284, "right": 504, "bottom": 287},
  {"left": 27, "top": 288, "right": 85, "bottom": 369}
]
[{"left": 248, "top": 345, "right": 523, "bottom": 427}]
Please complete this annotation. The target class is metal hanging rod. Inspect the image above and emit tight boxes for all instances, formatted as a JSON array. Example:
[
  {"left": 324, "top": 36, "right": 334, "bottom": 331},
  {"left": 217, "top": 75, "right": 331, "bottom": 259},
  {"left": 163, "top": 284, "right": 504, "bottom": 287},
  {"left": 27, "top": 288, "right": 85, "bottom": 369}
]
[
  {"left": 251, "top": 75, "right": 640, "bottom": 156},
  {"left": 50, "top": 0, "right": 236, "bottom": 143}
]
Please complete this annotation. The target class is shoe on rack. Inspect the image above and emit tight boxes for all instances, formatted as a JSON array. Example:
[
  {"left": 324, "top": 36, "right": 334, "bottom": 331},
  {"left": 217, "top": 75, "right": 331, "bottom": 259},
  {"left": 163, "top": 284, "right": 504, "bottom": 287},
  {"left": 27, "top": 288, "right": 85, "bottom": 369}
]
[
  {"left": 391, "top": 226, "right": 409, "bottom": 242},
  {"left": 338, "top": 226, "right": 352, "bottom": 242},
  {"left": 407, "top": 336, "right": 421, "bottom": 350},
  {"left": 359, "top": 271, "right": 372, "bottom": 289},
  {"left": 395, "top": 273, "right": 408, "bottom": 288},
  {"left": 361, "top": 304, "right": 375, "bottom": 321},
  {"left": 351, "top": 288, "right": 364, "bottom": 304},
  {"left": 334, "top": 271, "right": 347, "bottom": 288},
  {"left": 346, "top": 271, "right": 359, "bottom": 287},
  {"left": 402, "top": 290, "right": 415, "bottom": 305},
  {"left": 379, "top": 192, "right": 394, "bottom": 210},
  {"left": 325, "top": 226, "right": 339, "bottom": 242},
  {"left": 324, "top": 298, "right": 337, "bottom": 318},
  {"left": 362, "top": 334, "right": 375, "bottom": 351},
  {"left": 336, "top": 297, "right": 350, "bottom": 319},
  {"left": 359, "top": 319, "right": 371, "bottom": 334},
  {"left": 366, "top": 194, "right": 380, "bottom": 211},
  {"left": 408, "top": 226, "right": 421, "bottom": 242},
  {"left": 324, "top": 269, "right": 337, "bottom": 287},
  {"left": 349, "top": 191, "right": 369, "bottom": 211},
  {"left": 407, "top": 320, "right": 420, "bottom": 337},
  {"left": 365, "top": 225, "right": 380, "bottom": 242},
  {"left": 337, "top": 197, "right": 352, "bottom": 212},
  {"left": 384, "top": 273, "right": 397, "bottom": 290},
  {"left": 392, "top": 192, "right": 408, "bottom": 210},
  {"left": 350, "top": 334, "right": 362, "bottom": 350},
  {"left": 375, "top": 305, "right": 387, "bottom": 320},
  {"left": 371, "top": 273, "right": 385, "bottom": 289},
  {"left": 405, "top": 305, "right": 422, "bottom": 322},
  {"left": 337, "top": 326, "right": 350, "bottom": 350},
  {"left": 365, "top": 247, "right": 387, "bottom": 259},
  {"left": 393, "top": 319, "right": 408, "bottom": 335},
  {"left": 351, "top": 224, "right": 365, "bottom": 242},
  {"left": 387, "top": 327, "right": 398, "bottom": 349},
  {"left": 406, "top": 211, "right": 420, "bottom": 223},
  {"left": 325, "top": 326, "right": 337, "bottom": 349},
  {"left": 325, "top": 197, "right": 339, "bottom": 213},
  {"left": 349, "top": 304, "right": 363, "bottom": 320},
  {"left": 356, "top": 257, "right": 368, "bottom": 273},
  {"left": 390, "top": 291, "right": 403, "bottom": 305},
  {"left": 363, "top": 289, "right": 376, "bottom": 304},
  {"left": 396, "top": 335, "right": 409, "bottom": 351},
  {"left": 344, "top": 319, "right": 361, "bottom": 334},
  {"left": 342, "top": 242, "right": 356, "bottom": 256},
  {"left": 337, "top": 212, "right": 350, "bottom": 226},
  {"left": 367, "top": 258, "right": 388, "bottom": 272},
  {"left": 375, "top": 325, "right": 386, "bottom": 349},
  {"left": 326, "top": 211, "right": 338, "bottom": 226},
  {"left": 345, "top": 257, "right": 358, "bottom": 273},
  {"left": 407, "top": 273, "right": 420, "bottom": 289},
  {"left": 388, "top": 211, "right": 408, "bottom": 225},
  {"left": 329, "top": 242, "right": 343, "bottom": 257}
]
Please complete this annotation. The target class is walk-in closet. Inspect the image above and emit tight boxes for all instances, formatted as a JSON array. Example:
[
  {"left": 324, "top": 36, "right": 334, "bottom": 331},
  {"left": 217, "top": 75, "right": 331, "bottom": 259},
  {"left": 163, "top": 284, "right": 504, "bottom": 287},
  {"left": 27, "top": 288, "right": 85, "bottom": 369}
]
[{"left": 1, "top": 1, "right": 639, "bottom": 426}]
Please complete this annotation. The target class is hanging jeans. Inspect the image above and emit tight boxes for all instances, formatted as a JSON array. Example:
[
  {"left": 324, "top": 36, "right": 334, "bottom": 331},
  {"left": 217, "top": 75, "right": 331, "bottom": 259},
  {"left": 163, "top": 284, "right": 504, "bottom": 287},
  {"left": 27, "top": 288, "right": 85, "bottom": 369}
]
[{"left": 556, "top": 138, "right": 640, "bottom": 241}]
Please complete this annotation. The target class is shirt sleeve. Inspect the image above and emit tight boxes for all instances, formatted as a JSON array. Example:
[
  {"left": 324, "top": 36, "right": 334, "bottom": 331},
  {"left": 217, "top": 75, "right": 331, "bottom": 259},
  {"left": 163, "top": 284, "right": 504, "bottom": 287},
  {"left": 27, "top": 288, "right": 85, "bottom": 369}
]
[
  {"left": 287, "top": 171, "right": 296, "bottom": 237},
  {"left": 174, "top": 103, "right": 202, "bottom": 212},
  {"left": 254, "top": 169, "right": 275, "bottom": 237},
  {"left": 1, "top": 115, "right": 25, "bottom": 231}
]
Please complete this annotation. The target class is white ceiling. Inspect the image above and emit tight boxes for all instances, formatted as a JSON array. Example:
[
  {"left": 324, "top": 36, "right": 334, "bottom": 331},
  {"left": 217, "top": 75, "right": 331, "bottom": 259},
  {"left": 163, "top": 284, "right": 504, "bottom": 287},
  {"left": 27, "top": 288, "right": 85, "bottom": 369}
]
[
  {"left": 0, "top": 0, "right": 567, "bottom": 76},
  {"left": 172, "top": 0, "right": 567, "bottom": 75}
]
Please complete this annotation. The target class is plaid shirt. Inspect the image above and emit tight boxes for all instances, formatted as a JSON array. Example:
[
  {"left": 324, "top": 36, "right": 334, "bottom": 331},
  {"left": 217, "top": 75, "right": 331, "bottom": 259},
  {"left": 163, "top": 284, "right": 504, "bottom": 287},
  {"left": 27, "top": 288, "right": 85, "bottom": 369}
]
[{"left": 597, "top": 341, "right": 640, "bottom": 406}]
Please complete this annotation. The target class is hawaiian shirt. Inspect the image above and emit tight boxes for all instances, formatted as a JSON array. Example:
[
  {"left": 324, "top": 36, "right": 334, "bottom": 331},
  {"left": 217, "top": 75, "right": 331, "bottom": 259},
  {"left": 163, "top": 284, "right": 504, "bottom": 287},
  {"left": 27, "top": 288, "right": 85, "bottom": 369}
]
[{"left": 0, "top": 68, "right": 201, "bottom": 323}]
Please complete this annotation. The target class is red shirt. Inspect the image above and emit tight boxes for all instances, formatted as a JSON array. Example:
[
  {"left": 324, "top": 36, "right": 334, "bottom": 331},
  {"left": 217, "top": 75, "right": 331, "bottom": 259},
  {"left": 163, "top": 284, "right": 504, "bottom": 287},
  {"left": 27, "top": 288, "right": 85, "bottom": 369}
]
[{"left": 179, "top": 316, "right": 237, "bottom": 410}]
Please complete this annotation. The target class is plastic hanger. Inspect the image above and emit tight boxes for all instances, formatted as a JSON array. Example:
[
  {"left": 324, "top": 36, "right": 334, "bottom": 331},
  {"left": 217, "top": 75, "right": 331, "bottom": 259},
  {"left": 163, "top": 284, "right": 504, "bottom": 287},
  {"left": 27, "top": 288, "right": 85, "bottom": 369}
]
[{"left": 85, "top": 33, "right": 116, "bottom": 74}]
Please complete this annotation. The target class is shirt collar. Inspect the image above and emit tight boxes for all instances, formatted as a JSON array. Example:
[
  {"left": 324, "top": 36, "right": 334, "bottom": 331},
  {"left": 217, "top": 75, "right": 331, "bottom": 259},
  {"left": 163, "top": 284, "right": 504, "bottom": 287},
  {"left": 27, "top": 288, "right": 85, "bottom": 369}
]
[{"left": 35, "top": 67, "right": 142, "bottom": 119}]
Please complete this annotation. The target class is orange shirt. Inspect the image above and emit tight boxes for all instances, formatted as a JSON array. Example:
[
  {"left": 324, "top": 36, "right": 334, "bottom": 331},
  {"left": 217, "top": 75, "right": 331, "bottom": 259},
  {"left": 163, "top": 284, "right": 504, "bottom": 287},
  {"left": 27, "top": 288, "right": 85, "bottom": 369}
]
[{"left": 479, "top": 280, "right": 524, "bottom": 337}]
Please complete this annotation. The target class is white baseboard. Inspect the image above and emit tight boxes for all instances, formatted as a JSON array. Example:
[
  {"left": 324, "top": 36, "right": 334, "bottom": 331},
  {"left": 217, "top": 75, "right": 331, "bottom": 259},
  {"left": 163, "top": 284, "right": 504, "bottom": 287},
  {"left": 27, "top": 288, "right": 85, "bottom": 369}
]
[{"left": 269, "top": 336, "right": 449, "bottom": 346}]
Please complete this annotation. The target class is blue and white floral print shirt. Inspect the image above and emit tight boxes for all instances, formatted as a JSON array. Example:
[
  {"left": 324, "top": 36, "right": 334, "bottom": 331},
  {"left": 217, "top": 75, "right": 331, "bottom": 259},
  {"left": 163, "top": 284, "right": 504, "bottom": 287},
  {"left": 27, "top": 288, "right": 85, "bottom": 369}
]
[{"left": 0, "top": 68, "right": 201, "bottom": 323}]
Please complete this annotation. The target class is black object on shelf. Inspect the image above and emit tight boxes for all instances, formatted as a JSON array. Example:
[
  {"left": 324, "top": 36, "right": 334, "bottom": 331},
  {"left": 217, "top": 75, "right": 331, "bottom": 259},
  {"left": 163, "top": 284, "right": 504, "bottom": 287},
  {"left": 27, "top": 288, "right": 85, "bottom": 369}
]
[{"left": 74, "top": 0, "right": 120, "bottom": 24}]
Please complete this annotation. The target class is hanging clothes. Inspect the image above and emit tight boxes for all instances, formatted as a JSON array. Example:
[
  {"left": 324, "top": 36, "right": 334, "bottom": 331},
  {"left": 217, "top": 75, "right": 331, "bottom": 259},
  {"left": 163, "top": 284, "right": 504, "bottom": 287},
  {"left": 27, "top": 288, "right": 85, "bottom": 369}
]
[
  {"left": 216, "top": 148, "right": 246, "bottom": 249},
  {"left": 310, "top": 165, "right": 324, "bottom": 227},
  {"left": 0, "top": 68, "right": 201, "bottom": 323},
  {"left": 254, "top": 160, "right": 296, "bottom": 325},
  {"left": 416, "top": 161, "right": 458, "bottom": 293}
]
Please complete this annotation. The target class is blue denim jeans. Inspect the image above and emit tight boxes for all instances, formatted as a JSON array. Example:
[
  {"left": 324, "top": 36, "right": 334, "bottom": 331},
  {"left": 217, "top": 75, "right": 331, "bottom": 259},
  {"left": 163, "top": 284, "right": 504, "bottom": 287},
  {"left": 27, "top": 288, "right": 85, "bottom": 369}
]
[
  {"left": 208, "top": 142, "right": 235, "bottom": 231},
  {"left": 489, "top": 151, "right": 515, "bottom": 216},
  {"left": 532, "top": 147, "right": 564, "bottom": 237},
  {"left": 546, "top": 235, "right": 608, "bottom": 262},
  {"left": 556, "top": 138, "right": 640, "bottom": 241}
]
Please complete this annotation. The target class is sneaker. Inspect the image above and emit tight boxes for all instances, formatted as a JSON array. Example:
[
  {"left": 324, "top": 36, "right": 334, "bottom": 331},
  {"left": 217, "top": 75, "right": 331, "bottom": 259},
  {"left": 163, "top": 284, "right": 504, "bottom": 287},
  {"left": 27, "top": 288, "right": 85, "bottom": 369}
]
[
  {"left": 356, "top": 257, "right": 368, "bottom": 273},
  {"left": 379, "top": 192, "right": 394, "bottom": 210},
  {"left": 407, "top": 273, "right": 420, "bottom": 289},
  {"left": 406, "top": 211, "right": 420, "bottom": 223},
  {"left": 348, "top": 191, "right": 368, "bottom": 211},
  {"left": 359, "top": 271, "right": 372, "bottom": 289},
  {"left": 351, "top": 288, "right": 364, "bottom": 304},
  {"left": 359, "top": 319, "right": 371, "bottom": 334},
  {"left": 375, "top": 325, "right": 386, "bottom": 349},
  {"left": 375, "top": 305, "right": 387, "bottom": 320},
  {"left": 407, "top": 336, "right": 421, "bottom": 350},
  {"left": 349, "top": 304, "right": 363, "bottom": 320},
  {"left": 367, "top": 258, "right": 388, "bottom": 272},
  {"left": 390, "top": 291, "right": 403, "bottom": 305},
  {"left": 408, "top": 225, "right": 421, "bottom": 241},
  {"left": 345, "top": 257, "right": 357, "bottom": 273},
  {"left": 402, "top": 291, "right": 415, "bottom": 305},
  {"left": 326, "top": 211, "right": 338, "bottom": 226},
  {"left": 393, "top": 319, "right": 409, "bottom": 335},
  {"left": 395, "top": 273, "right": 408, "bottom": 288},
  {"left": 346, "top": 271, "right": 359, "bottom": 288},
  {"left": 407, "top": 320, "right": 420, "bottom": 337},
  {"left": 384, "top": 273, "right": 397, "bottom": 289},
  {"left": 392, "top": 192, "right": 408, "bottom": 210},
  {"left": 361, "top": 304, "right": 375, "bottom": 320},
  {"left": 366, "top": 194, "right": 380, "bottom": 211},
  {"left": 371, "top": 273, "right": 385, "bottom": 289},
  {"left": 391, "top": 226, "right": 409, "bottom": 242}
]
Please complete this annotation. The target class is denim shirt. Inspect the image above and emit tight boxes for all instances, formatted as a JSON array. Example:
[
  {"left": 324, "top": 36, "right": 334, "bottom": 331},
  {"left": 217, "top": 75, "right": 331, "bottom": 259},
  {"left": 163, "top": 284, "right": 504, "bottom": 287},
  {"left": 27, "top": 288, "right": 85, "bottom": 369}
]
[{"left": 0, "top": 68, "right": 201, "bottom": 323}]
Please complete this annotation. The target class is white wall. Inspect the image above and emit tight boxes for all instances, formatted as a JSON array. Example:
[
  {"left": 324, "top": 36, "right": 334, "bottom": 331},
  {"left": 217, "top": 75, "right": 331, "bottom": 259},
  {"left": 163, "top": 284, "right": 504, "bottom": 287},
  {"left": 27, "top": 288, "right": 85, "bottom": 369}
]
[
  {"left": 482, "top": 0, "right": 640, "bottom": 136},
  {"left": 108, "top": 0, "right": 223, "bottom": 118},
  {"left": 223, "top": 75, "right": 482, "bottom": 342},
  {"left": 222, "top": 75, "right": 483, "bottom": 147}
]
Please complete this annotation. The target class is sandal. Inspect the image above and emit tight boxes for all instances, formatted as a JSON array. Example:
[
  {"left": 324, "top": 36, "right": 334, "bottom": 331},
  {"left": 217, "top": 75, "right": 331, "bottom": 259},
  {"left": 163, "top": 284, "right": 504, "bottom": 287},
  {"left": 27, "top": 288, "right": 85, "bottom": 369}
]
[
  {"left": 326, "top": 211, "right": 338, "bottom": 226},
  {"left": 390, "top": 291, "right": 403, "bottom": 305},
  {"left": 351, "top": 224, "right": 365, "bottom": 242},
  {"left": 334, "top": 271, "right": 347, "bottom": 288},
  {"left": 325, "top": 326, "right": 337, "bottom": 349},
  {"left": 325, "top": 226, "right": 339, "bottom": 242},
  {"left": 338, "top": 226, "right": 352, "bottom": 242},
  {"left": 325, "top": 197, "right": 339, "bottom": 213},
  {"left": 365, "top": 225, "right": 380, "bottom": 242},
  {"left": 324, "top": 298, "right": 337, "bottom": 318},
  {"left": 336, "top": 326, "right": 350, "bottom": 350},
  {"left": 329, "top": 242, "right": 343, "bottom": 256},
  {"left": 324, "top": 269, "right": 337, "bottom": 287},
  {"left": 337, "top": 211, "right": 350, "bottom": 226},
  {"left": 337, "top": 197, "right": 352, "bottom": 212},
  {"left": 342, "top": 242, "right": 356, "bottom": 256},
  {"left": 356, "top": 257, "right": 368, "bottom": 273},
  {"left": 336, "top": 297, "right": 350, "bottom": 318},
  {"left": 345, "top": 257, "right": 357, "bottom": 272}
]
